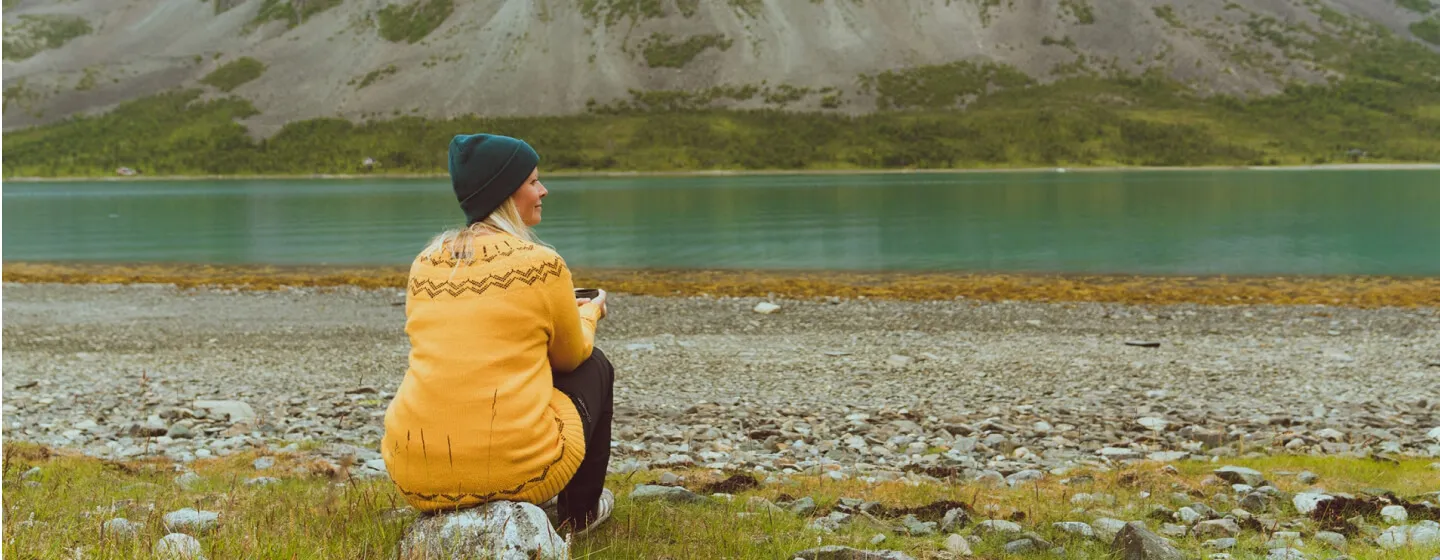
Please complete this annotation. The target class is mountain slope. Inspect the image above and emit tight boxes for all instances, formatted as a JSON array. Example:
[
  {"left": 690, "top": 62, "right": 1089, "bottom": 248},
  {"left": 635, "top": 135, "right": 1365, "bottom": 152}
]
[{"left": 3, "top": 0, "right": 1437, "bottom": 135}]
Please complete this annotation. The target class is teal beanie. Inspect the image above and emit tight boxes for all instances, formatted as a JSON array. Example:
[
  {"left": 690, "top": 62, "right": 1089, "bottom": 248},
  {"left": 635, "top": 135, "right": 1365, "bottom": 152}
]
[{"left": 448, "top": 133, "right": 540, "bottom": 225}]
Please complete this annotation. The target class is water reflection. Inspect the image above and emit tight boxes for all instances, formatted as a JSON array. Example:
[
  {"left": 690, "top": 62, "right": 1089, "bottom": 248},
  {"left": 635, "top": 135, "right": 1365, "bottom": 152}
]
[{"left": 3, "top": 170, "right": 1436, "bottom": 275}]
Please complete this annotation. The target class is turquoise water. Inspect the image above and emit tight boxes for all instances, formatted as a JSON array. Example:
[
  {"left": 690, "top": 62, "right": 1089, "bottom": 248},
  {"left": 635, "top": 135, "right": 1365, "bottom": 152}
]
[{"left": 3, "top": 170, "right": 1437, "bottom": 275}]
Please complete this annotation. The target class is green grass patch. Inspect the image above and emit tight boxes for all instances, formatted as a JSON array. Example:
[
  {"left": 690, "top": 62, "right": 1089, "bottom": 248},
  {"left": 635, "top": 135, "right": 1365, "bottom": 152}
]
[
  {"left": 1061, "top": 0, "right": 1096, "bottom": 24},
  {"left": 351, "top": 64, "right": 399, "bottom": 89},
  {"left": 1153, "top": 5, "right": 1183, "bottom": 28},
  {"left": 3, "top": 442, "right": 1438, "bottom": 559},
  {"left": 865, "top": 61, "right": 1035, "bottom": 110},
  {"left": 1398, "top": 0, "right": 1436, "bottom": 14},
  {"left": 376, "top": 0, "right": 453, "bottom": 44},
  {"left": 252, "top": 0, "right": 343, "bottom": 28},
  {"left": 2, "top": 14, "right": 92, "bottom": 61},
  {"left": 200, "top": 57, "right": 266, "bottom": 92},
  {"left": 578, "top": 0, "right": 665, "bottom": 27},
  {"left": 1413, "top": 16, "right": 1440, "bottom": 45},
  {"left": 639, "top": 32, "right": 732, "bottom": 68}
]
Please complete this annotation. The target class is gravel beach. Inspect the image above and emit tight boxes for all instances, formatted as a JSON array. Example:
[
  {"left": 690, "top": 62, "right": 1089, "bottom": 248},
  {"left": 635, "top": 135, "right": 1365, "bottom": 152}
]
[{"left": 4, "top": 282, "right": 1438, "bottom": 478}]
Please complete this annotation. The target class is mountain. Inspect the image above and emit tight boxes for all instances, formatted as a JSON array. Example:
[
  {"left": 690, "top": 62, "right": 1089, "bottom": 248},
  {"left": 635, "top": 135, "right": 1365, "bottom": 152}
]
[{"left": 4, "top": 0, "right": 1438, "bottom": 136}]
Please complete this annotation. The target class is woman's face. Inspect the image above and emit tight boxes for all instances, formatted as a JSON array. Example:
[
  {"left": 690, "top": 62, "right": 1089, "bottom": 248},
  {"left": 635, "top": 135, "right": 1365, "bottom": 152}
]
[{"left": 512, "top": 168, "right": 547, "bottom": 226}]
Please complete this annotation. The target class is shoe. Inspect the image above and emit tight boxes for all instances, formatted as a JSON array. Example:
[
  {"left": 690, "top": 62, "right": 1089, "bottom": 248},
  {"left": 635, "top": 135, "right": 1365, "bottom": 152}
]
[{"left": 574, "top": 489, "right": 613, "bottom": 536}]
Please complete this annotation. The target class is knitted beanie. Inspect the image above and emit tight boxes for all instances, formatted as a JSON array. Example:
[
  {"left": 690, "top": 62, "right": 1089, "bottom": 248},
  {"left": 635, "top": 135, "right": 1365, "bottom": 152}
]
[{"left": 448, "top": 133, "right": 540, "bottom": 225}]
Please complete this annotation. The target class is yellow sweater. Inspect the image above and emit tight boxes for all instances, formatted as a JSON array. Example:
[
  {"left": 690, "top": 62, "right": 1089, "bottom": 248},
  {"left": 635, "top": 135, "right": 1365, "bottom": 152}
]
[{"left": 382, "top": 232, "right": 601, "bottom": 512}]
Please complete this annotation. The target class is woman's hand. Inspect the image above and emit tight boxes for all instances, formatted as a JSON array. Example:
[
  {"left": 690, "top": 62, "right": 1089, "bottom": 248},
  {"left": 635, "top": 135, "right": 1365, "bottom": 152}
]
[{"left": 577, "top": 289, "right": 608, "bottom": 320}]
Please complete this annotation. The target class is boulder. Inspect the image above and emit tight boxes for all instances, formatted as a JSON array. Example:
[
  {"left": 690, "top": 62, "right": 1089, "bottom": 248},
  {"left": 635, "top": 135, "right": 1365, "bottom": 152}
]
[
  {"left": 1113, "top": 521, "right": 1184, "bottom": 560},
  {"left": 397, "top": 501, "right": 567, "bottom": 560},
  {"left": 163, "top": 509, "right": 218, "bottom": 533},
  {"left": 630, "top": 484, "right": 706, "bottom": 504},
  {"left": 154, "top": 533, "right": 205, "bottom": 559},
  {"left": 1213, "top": 466, "right": 1266, "bottom": 486},
  {"left": 192, "top": 400, "right": 256, "bottom": 425}
]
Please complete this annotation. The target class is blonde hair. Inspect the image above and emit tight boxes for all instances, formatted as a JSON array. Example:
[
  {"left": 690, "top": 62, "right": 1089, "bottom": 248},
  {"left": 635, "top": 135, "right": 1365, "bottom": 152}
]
[{"left": 419, "top": 197, "right": 546, "bottom": 265}]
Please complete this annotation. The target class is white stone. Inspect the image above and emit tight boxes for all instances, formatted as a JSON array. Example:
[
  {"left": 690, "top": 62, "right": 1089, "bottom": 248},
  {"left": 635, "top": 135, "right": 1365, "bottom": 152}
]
[
  {"left": 974, "top": 519, "right": 1022, "bottom": 535},
  {"left": 163, "top": 509, "right": 218, "bottom": 533},
  {"left": 103, "top": 518, "right": 139, "bottom": 538},
  {"left": 1177, "top": 507, "right": 1202, "bottom": 524},
  {"left": 885, "top": 355, "right": 913, "bottom": 368},
  {"left": 1315, "top": 428, "right": 1345, "bottom": 441},
  {"left": 1053, "top": 521, "right": 1094, "bottom": 538},
  {"left": 192, "top": 400, "right": 256, "bottom": 424},
  {"left": 1382, "top": 505, "right": 1409, "bottom": 524},
  {"left": 1147, "top": 451, "right": 1188, "bottom": 462},
  {"left": 252, "top": 457, "right": 275, "bottom": 470},
  {"left": 752, "top": 302, "right": 780, "bottom": 314},
  {"left": 1292, "top": 492, "right": 1332, "bottom": 515},
  {"left": 1138, "top": 417, "right": 1169, "bottom": 431},
  {"left": 397, "top": 501, "right": 567, "bottom": 560},
  {"left": 153, "top": 533, "right": 204, "bottom": 559},
  {"left": 1428, "top": 426, "right": 1440, "bottom": 441},
  {"left": 1267, "top": 548, "right": 1307, "bottom": 560},
  {"left": 1090, "top": 518, "right": 1128, "bottom": 542},
  {"left": 944, "top": 533, "right": 973, "bottom": 555}
]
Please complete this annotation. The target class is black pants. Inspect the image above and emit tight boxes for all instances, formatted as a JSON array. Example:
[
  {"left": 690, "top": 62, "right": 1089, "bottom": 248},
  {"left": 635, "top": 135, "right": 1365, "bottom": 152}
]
[{"left": 551, "top": 347, "right": 614, "bottom": 530}]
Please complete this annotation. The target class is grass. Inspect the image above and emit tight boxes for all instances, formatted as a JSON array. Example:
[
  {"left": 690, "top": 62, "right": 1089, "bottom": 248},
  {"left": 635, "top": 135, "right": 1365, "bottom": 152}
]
[
  {"left": 252, "top": 0, "right": 343, "bottom": 28},
  {"left": 376, "top": 0, "right": 454, "bottom": 44},
  {"left": 200, "top": 57, "right": 266, "bottom": 92},
  {"left": 4, "top": 442, "right": 1437, "bottom": 558},
  {"left": 639, "top": 32, "right": 732, "bottom": 68},
  {"left": 1, "top": 14, "right": 92, "bottom": 61},
  {"left": 6, "top": 262, "right": 1440, "bottom": 307},
  {"left": 1413, "top": 16, "right": 1440, "bottom": 45}
]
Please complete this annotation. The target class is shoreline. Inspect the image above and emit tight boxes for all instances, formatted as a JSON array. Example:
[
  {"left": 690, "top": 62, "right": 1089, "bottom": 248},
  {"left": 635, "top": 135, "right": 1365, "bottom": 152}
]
[
  {"left": 5, "top": 261, "right": 1439, "bottom": 307},
  {"left": 5, "top": 162, "right": 1439, "bottom": 182}
]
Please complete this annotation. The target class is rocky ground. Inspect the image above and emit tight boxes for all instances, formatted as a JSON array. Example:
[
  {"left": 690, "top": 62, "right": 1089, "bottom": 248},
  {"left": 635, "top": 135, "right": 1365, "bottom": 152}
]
[{"left": 3, "top": 282, "right": 1440, "bottom": 482}]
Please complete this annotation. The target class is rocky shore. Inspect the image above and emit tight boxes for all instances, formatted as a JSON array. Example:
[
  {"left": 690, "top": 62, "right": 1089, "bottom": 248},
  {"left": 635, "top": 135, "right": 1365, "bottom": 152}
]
[{"left": 4, "top": 282, "right": 1438, "bottom": 479}]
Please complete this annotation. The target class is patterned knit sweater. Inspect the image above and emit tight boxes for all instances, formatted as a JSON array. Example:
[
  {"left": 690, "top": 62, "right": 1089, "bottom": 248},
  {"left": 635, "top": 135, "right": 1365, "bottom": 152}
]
[{"left": 382, "top": 232, "right": 601, "bottom": 512}]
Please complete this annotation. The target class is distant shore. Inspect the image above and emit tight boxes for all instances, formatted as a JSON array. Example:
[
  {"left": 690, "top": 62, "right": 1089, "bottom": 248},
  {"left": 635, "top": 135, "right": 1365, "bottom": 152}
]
[
  {"left": 5, "top": 262, "right": 1439, "bottom": 307},
  {"left": 5, "top": 162, "right": 1439, "bottom": 182}
]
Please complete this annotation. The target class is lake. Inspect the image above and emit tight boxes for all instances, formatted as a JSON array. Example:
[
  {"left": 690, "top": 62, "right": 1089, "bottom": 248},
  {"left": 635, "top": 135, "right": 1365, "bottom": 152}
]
[{"left": 3, "top": 169, "right": 1437, "bottom": 275}]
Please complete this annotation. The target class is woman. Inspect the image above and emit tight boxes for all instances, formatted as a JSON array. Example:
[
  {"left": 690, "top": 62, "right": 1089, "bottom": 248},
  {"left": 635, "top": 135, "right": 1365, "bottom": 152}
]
[{"left": 382, "top": 133, "right": 616, "bottom": 535}]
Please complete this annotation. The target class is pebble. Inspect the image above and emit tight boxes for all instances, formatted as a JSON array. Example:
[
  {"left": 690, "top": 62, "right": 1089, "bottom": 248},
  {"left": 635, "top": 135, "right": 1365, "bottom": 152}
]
[
  {"left": 1267, "top": 549, "right": 1307, "bottom": 560},
  {"left": 1090, "top": 518, "right": 1128, "bottom": 542},
  {"left": 899, "top": 514, "right": 936, "bottom": 536},
  {"left": 792, "top": 546, "right": 914, "bottom": 560},
  {"left": 1193, "top": 519, "right": 1241, "bottom": 539},
  {"left": 1204, "top": 538, "right": 1237, "bottom": 550},
  {"left": 244, "top": 477, "right": 280, "bottom": 487},
  {"left": 1297, "top": 471, "right": 1319, "bottom": 484},
  {"left": 788, "top": 497, "right": 816, "bottom": 516},
  {"left": 1005, "top": 469, "right": 1043, "bottom": 487},
  {"left": 752, "top": 302, "right": 780, "bottom": 314},
  {"left": 253, "top": 457, "right": 275, "bottom": 470},
  {"left": 21, "top": 467, "right": 42, "bottom": 480}
]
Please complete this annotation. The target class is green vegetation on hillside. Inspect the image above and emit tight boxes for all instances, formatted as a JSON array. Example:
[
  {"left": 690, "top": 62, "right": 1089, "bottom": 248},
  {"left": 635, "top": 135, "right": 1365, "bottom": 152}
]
[
  {"left": 1413, "top": 16, "right": 1440, "bottom": 45},
  {"left": 200, "top": 57, "right": 267, "bottom": 92},
  {"left": 5, "top": 23, "right": 1439, "bottom": 177},
  {"left": 2, "top": 14, "right": 92, "bottom": 61},
  {"left": 351, "top": 65, "right": 399, "bottom": 89},
  {"left": 640, "top": 32, "right": 733, "bottom": 68},
  {"left": 376, "top": 0, "right": 454, "bottom": 44},
  {"left": 1397, "top": 0, "right": 1436, "bottom": 14},
  {"left": 1060, "top": 0, "right": 1095, "bottom": 24},
  {"left": 863, "top": 61, "right": 1034, "bottom": 110},
  {"left": 252, "top": 0, "right": 343, "bottom": 28},
  {"left": 578, "top": 0, "right": 666, "bottom": 27}
]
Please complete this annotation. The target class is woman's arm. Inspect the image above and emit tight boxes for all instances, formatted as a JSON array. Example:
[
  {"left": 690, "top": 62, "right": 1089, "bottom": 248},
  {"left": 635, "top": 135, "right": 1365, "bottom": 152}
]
[{"left": 548, "top": 263, "right": 602, "bottom": 373}]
